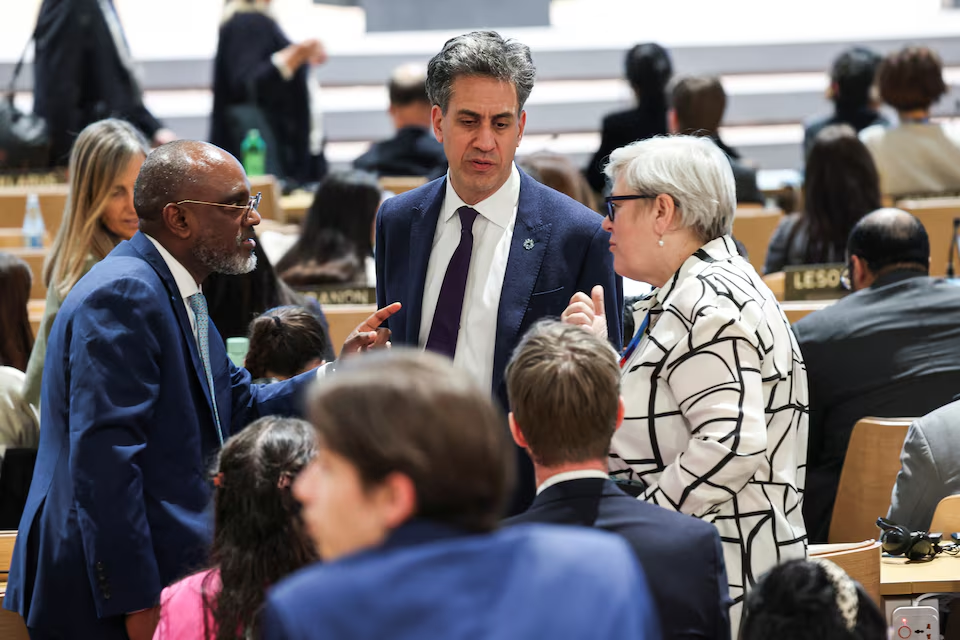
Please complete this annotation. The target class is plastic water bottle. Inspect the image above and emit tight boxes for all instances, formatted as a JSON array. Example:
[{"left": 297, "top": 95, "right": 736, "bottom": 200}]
[
  {"left": 22, "top": 193, "right": 45, "bottom": 248},
  {"left": 241, "top": 129, "right": 266, "bottom": 176},
  {"left": 226, "top": 337, "right": 249, "bottom": 368}
]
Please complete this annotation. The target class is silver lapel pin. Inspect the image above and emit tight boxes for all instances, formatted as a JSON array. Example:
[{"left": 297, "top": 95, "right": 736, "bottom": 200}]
[{"left": 523, "top": 238, "right": 535, "bottom": 250}]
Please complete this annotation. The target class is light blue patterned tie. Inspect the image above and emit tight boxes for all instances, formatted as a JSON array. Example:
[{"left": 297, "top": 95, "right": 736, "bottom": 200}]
[{"left": 187, "top": 292, "right": 224, "bottom": 446}]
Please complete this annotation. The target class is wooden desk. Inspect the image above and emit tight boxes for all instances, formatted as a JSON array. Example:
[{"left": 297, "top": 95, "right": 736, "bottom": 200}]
[
  {"left": 324, "top": 304, "right": 376, "bottom": 357},
  {"left": 279, "top": 190, "right": 313, "bottom": 224},
  {"left": 780, "top": 299, "right": 835, "bottom": 324},
  {"left": 881, "top": 554, "right": 960, "bottom": 623}
]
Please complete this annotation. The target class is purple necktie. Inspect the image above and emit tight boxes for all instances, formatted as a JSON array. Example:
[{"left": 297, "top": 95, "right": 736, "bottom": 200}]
[{"left": 426, "top": 206, "right": 480, "bottom": 359}]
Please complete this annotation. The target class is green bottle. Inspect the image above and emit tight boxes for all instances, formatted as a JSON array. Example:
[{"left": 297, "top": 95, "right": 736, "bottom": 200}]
[{"left": 241, "top": 129, "right": 267, "bottom": 176}]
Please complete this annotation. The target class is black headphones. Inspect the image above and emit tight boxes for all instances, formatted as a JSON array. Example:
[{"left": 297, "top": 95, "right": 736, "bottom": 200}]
[{"left": 876, "top": 517, "right": 942, "bottom": 561}]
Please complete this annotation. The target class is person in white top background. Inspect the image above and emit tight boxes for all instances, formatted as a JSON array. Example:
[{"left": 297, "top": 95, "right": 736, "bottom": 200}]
[
  {"left": 374, "top": 30, "right": 621, "bottom": 513},
  {"left": 562, "top": 134, "right": 809, "bottom": 636}
]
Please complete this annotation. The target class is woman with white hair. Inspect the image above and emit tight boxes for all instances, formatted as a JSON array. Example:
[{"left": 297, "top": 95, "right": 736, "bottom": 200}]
[{"left": 563, "top": 135, "right": 809, "bottom": 632}]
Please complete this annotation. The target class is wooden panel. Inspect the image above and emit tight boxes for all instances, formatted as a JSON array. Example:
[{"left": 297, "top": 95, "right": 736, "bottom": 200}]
[
  {"left": 3, "top": 248, "right": 47, "bottom": 300},
  {"left": 279, "top": 190, "right": 313, "bottom": 225},
  {"left": 379, "top": 175, "right": 427, "bottom": 195},
  {"left": 829, "top": 417, "right": 913, "bottom": 543},
  {"left": 732, "top": 207, "right": 782, "bottom": 274},
  {"left": 780, "top": 300, "right": 834, "bottom": 325},
  {"left": 930, "top": 495, "right": 960, "bottom": 534},
  {"left": 811, "top": 540, "right": 882, "bottom": 606},
  {"left": 881, "top": 554, "right": 960, "bottom": 596},
  {"left": 0, "top": 185, "right": 69, "bottom": 235},
  {"left": 324, "top": 304, "right": 377, "bottom": 357},
  {"left": 249, "top": 175, "right": 283, "bottom": 222},
  {"left": 28, "top": 300, "right": 43, "bottom": 340},
  {"left": 897, "top": 199, "right": 960, "bottom": 278}
]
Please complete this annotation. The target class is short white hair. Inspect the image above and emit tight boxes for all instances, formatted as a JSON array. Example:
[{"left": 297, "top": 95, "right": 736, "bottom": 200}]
[{"left": 604, "top": 135, "right": 736, "bottom": 241}]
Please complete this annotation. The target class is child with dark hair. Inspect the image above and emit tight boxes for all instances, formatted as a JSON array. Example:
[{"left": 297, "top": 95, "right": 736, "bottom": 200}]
[
  {"left": 153, "top": 416, "right": 318, "bottom": 640},
  {"left": 741, "top": 559, "right": 887, "bottom": 640},
  {"left": 244, "top": 306, "right": 329, "bottom": 382}
]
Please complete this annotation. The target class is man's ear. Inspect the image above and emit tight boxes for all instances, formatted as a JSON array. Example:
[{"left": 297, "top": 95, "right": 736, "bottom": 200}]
[
  {"left": 431, "top": 104, "right": 444, "bottom": 143},
  {"left": 667, "top": 108, "right": 679, "bottom": 134},
  {"left": 378, "top": 472, "right": 417, "bottom": 530},
  {"left": 508, "top": 412, "right": 528, "bottom": 449},
  {"left": 161, "top": 203, "right": 192, "bottom": 240},
  {"left": 851, "top": 254, "right": 872, "bottom": 290},
  {"left": 516, "top": 109, "right": 527, "bottom": 146},
  {"left": 614, "top": 396, "right": 625, "bottom": 432}
]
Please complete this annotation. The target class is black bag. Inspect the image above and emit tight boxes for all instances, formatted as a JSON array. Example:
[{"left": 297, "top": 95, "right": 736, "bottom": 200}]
[{"left": 0, "top": 36, "right": 50, "bottom": 171}]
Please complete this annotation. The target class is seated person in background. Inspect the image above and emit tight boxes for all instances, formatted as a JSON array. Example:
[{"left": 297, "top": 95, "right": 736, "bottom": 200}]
[
  {"left": 861, "top": 46, "right": 960, "bottom": 198},
  {"left": 668, "top": 75, "right": 764, "bottom": 205},
  {"left": 353, "top": 63, "right": 447, "bottom": 178},
  {"left": 503, "top": 320, "right": 732, "bottom": 640},
  {"left": 261, "top": 350, "right": 661, "bottom": 640},
  {"left": 741, "top": 560, "right": 886, "bottom": 640},
  {"left": 764, "top": 124, "right": 881, "bottom": 274},
  {"left": 585, "top": 43, "right": 673, "bottom": 194},
  {"left": 793, "top": 208, "right": 960, "bottom": 542},
  {"left": 0, "top": 253, "right": 35, "bottom": 373},
  {"left": 803, "top": 47, "right": 888, "bottom": 159},
  {"left": 153, "top": 416, "right": 318, "bottom": 640},
  {"left": 245, "top": 306, "right": 330, "bottom": 383},
  {"left": 518, "top": 151, "right": 597, "bottom": 211},
  {"left": 888, "top": 399, "right": 960, "bottom": 532},
  {"left": 276, "top": 170, "right": 380, "bottom": 289},
  {"left": 205, "top": 230, "right": 335, "bottom": 362}
]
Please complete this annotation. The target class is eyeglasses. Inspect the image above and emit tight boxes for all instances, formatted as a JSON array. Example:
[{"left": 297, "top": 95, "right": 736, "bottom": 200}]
[
  {"left": 840, "top": 263, "right": 852, "bottom": 290},
  {"left": 604, "top": 195, "right": 657, "bottom": 222},
  {"left": 175, "top": 192, "right": 262, "bottom": 220}
]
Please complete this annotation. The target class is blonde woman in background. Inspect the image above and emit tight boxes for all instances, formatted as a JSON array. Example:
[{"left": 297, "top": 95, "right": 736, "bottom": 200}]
[{"left": 23, "top": 118, "right": 150, "bottom": 408}]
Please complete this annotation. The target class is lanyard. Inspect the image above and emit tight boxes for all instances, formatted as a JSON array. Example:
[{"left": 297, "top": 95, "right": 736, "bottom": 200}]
[{"left": 619, "top": 312, "right": 650, "bottom": 368}]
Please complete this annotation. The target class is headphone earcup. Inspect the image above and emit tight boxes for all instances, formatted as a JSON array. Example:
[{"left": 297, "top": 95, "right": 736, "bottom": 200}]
[
  {"left": 906, "top": 536, "right": 936, "bottom": 561},
  {"left": 881, "top": 525, "right": 913, "bottom": 556}
]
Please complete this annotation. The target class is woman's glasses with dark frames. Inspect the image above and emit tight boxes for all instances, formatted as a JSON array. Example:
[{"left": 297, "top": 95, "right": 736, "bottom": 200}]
[{"left": 604, "top": 194, "right": 657, "bottom": 222}]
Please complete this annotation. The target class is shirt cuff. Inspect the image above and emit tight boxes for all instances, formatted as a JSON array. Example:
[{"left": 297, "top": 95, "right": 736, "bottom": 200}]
[{"left": 271, "top": 51, "right": 295, "bottom": 81}]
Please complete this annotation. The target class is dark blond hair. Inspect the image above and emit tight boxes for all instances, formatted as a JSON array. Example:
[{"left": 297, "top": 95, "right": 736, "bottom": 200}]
[
  {"left": 308, "top": 349, "right": 512, "bottom": 532},
  {"left": 45, "top": 119, "right": 149, "bottom": 298},
  {"left": 506, "top": 320, "right": 620, "bottom": 467}
]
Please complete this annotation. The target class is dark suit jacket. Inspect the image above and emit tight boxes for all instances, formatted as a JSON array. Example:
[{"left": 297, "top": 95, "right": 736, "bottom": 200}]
[
  {"left": 376, "top": 170, "right": 622, "bottom": 512},
  {"left": 713, "top": 136, "right": 764, "bottom": 206},
  {"left": 210, "top": 12, "right": 317, "bottom": 185},
  {"left": 792, "top": 271, "right": 960, "bottom": 542},
  {"left": 3, "top": 232, "right": 315, "bottom": 638},
  {"left": 353, "top": 125, "right": 447, "bottom": 178},
  {"left": 585, "top": 104, "right": 667, "bottom": 193},
  {"left": 261, "top": 520, "right": 661, "bottom": 640},
  {"left": 32, "top": 0, "right": 163, "bottom": 166},
  {"left": 504, "top": 478, "right": 731, "bottom": 640},
  {"left": 803, "top": 107, "right": 889, "bottom": 158}
]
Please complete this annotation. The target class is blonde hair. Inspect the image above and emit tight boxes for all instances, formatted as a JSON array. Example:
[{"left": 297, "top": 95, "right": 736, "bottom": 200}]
[{"left": 45, "top": 119, "right": 149, "bottom": 299}]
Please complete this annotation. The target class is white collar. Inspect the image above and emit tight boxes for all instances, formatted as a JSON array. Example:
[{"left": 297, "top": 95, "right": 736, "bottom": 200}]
[
  {"left": 536, "top": 469, "right": 610, "bottom": 495},
  {"left": 441, "top": 163, "right": 520, "bottom": 229},
  {"left": 144, "top": 233, "right": 201, "bottom": 301}
]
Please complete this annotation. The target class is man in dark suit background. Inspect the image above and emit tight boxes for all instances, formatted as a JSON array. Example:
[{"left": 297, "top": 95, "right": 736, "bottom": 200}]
[
  {"left": 353, "top": 63, "right": 447, "bottom": 178},
  {"left": 32, "top": 0, "right": 175, "bottom": 166},
  {"left": 262, "top": 349, "right": 660, "bottom": 640},
  {"left": 3, "top": 140, "right": 395, "bottom": 639},
  {"left": 375, "top": 30, "right": 622, "bottom": 512},
  {"left": 503, "top": 320, "right": 732, "bottom": 640},
  {"left": 793, "top": 208, "right": 960, "bottom": 542},
  {"left": 669, "top": 75, "right": 764, "bottom": 205}
]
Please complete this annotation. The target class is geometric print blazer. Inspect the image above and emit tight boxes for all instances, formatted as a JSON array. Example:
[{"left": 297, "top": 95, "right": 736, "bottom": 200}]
[{"left": 609, "top": 235, "right": 809, "bottom": 630}]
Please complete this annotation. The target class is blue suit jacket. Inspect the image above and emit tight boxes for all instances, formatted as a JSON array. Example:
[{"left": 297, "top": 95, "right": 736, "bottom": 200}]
[
  {"left": 504, "top": 478, "right": 732, "bottom": 640},
  {"left": 375, "top": 169, "right": 623, "bottom": 409},
  {"left": 261, "top": 520, "right": 661, "bottom": 640},
  {"left": 3, "top": 232, "right": 315, "bottom": 637}
]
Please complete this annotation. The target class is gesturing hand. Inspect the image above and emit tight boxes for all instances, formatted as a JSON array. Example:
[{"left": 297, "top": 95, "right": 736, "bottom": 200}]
[
  {"left": 560, "top": 285, "right": 607, "bottom": 339},
  {"left": 339, "top": 302, "right": 402, "bottom": 358}
]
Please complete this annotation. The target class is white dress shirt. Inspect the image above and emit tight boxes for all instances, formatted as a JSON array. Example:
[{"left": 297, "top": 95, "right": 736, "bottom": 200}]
[
  {"left": 536, "top": 469, "right": 609, "bottom": 495},
  {"left": 145, "top": 234, "right": 200, "bottom": 341},
  {"left": 418, "top": 164, "right": 520, "bottom": 389}
]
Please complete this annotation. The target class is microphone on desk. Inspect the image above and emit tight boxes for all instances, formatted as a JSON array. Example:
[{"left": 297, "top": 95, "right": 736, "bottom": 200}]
[{"left": 947, "top": 217, "right": 960, "bottom": 279}]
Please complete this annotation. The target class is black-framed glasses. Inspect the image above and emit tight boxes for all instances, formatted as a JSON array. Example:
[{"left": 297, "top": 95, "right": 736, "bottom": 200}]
[
  {"left": 604, "top": 194, "right": 657, "bottom": 222},
  {"left": 175, "top": 191, "right": 262, "bottom": 221}
]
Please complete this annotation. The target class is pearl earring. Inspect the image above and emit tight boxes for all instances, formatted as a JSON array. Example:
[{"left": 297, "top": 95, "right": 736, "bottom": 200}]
[{"left": 657, "top": 238, "right": 665, "bottom": 247}]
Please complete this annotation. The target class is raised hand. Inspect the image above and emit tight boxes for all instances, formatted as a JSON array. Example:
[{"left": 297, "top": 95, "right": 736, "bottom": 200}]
[{"left": 560, "top": 285, "right": 607, "bottom": 339}]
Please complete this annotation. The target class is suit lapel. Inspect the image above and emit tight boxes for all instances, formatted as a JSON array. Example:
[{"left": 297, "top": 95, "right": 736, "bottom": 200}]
[
  {"left": 404, "top": 179, "right": 446, "bottom": 344},
  {"left": 128, "top": 232, "right": 216, "bottom": 415},
  {"left": 493, "top": 171, "right": 552, "bottom": 394}
]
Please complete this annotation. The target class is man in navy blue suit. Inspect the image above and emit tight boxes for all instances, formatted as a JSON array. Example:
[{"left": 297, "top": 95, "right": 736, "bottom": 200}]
[
  {"left": 261, "top": 349, "right": 660, "bottom": 640},
  {"left": 376, "top": 30, "right": 621, "bottom": 511},
  {"left": 3, "top": 140, "right": 397, "bottom": 640},
  {"left": 503, "top": 320, "right": 733, "bottom": 640}
]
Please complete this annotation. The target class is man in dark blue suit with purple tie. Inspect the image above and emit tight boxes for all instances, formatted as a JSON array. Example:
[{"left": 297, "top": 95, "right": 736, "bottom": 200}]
[
  {"left": 375, "top": 31, "right": 621, "bottom": 511},
  {"left": 3, "top": 140, "right": 397, "bottom": 640},
  {"left": 503, "top": 320, "right": 733, "bottom": 640}
]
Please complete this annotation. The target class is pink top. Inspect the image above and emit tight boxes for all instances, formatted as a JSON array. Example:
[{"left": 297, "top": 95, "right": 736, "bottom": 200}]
[{"left": 153, "top": 569, "right": 221, "bottom": 640}]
